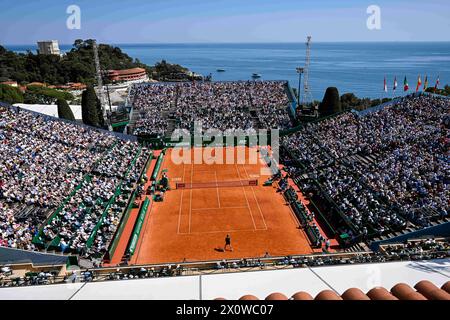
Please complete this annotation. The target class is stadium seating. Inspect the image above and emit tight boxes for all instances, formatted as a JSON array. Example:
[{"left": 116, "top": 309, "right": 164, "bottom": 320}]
[
  {"left": 129, "top": 81, "right": 292, "bottom": 136},
  {"left": 283, "top": 186, "right": 325, "bottom": 247},
  {"left": 282, "top": 95, "right": 449, "bottom": 244},
  {"left": 0, "top": 105, "right": 148, "bottom": 260}
]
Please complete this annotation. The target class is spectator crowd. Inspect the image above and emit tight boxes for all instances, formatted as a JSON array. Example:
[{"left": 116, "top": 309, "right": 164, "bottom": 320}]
[
  {"left": 130, "top": 81, "right": 291, "bottom": 136},
  {"left": 282, "top": 95, "right": 449, "bottom": 240},
  {"left": 131, "top": 84, "right": 176, "bottom": 137},
  {"left": 3, "top": 237, "right": 448, "bottom": 288},
  {"left": 0, "top": 106, "right": 148, "bottom": 260}
]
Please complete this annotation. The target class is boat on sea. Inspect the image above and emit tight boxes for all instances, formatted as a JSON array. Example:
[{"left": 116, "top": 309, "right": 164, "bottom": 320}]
[
  {"left": 216, "top": 69, "right": 225, "bottom": 72},
  {"left": 252, "top": 73, "right": 261, "bottom": 78}
]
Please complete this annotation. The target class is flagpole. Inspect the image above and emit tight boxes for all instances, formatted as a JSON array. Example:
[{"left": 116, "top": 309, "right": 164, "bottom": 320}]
[{"left": 392, "top": 76, "right": 396, "bottom": 99}]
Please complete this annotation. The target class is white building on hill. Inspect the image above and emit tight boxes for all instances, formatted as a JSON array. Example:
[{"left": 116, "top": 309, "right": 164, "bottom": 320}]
[{"left": 37, "top": 40, "right": 61, "bottom": 55}]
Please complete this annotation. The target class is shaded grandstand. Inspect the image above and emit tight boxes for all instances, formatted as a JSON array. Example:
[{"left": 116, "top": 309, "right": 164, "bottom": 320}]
[{"left": 126, "top": 80, "right": 297, "bottom": 139}]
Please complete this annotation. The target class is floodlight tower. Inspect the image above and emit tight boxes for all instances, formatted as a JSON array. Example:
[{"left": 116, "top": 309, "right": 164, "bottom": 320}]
[
  {"left": 301, "top": 36, "right": 313, "bottom": 106},
  {"left": 93, "top": 40, "right": 112, "bottom": 131}
]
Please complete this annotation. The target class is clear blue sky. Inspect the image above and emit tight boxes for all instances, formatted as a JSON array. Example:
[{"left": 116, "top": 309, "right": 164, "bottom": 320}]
[{"left": 1, "top": 0, "right": 449, "bottom": 44}]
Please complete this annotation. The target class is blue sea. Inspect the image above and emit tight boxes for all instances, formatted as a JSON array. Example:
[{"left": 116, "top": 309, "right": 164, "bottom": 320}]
[{"left": 5, "top": 42, "right": 450, "bottom": 100}]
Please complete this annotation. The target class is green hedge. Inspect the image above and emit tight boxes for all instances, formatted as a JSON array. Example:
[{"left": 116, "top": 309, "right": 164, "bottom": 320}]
[
  {"left": 151, "top": 153, "right": 164, "bottom": 181},
  {"left": 127, "top": 197, "right": 150, "bottom": 256}
]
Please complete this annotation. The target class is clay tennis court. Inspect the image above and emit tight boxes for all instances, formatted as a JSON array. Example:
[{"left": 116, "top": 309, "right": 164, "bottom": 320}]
[{"left": 130, "top": 146, "right": 313, "bottom": 265}]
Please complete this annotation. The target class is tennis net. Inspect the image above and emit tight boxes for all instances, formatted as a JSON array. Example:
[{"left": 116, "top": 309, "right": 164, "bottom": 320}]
[{"left": 176, "top": 179, "right": 258, "bottom": 189}]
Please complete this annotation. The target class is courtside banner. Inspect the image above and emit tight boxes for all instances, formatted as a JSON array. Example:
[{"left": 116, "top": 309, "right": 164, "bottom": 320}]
[
  {"left": 128, "top": 198, "right": 150, "bottom": 255},
  {"left": 151, "top": 153, "right": 165, "bottom": 181}
]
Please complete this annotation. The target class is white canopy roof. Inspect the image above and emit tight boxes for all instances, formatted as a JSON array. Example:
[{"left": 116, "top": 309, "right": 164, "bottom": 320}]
[
  {"left": 0, "top": 258, "right": 448, "bottom": 300},
  {"left": 13, "top": 103, "right": 120, "bottom": 120},
  {"left": 13, "top": 104, "right": 83, "bottom": 120}
]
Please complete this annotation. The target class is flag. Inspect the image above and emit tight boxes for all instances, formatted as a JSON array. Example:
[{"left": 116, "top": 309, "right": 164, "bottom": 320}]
[
  {"left": 393, "top": 76, "right": 398, "bottom": 91},
  {"left": 384, "top": 77, "right": 387, "bottom": 92},
  {"left": 415, "top": 75, "right": 422, "bottom": 92},
  {"left": 423, "top": 75, "right": 428, "bottom": 91},
  {"left": 435, "top": 76, "right": 440, "bottom": 90},
  {"left": 403, "top": 76, "right": 409, "bottom": 92}
]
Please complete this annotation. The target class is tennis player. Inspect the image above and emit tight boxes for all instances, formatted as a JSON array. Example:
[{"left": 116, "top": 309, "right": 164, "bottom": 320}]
[{"left": 224, "top": 234, "right": 233, "bottom": 251}]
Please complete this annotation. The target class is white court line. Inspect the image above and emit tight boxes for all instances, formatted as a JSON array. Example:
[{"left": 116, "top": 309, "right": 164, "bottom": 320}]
[
  {"left": 234, "top": 163, "right": 257, "bottom": 231},
  {"left": 242, "top": 164, "right": 268, "bottom": 230},
  {"left": 191, "top": 206, "right": 248, "bottom": 211},
  {"left": 178, "top": 228, "right": 267, "bottom": 235},
  {"left": 177, "top": 164, "right": 186, "bottom": 234},
  {"left": 187, "top": 168, "right": 238, "bottom": 173},
  {"left": 214, "top": 171, "right": 221, "bottom": 208},
  {"left": 188, "top": 161, "right": 194, "bottom": 234}
]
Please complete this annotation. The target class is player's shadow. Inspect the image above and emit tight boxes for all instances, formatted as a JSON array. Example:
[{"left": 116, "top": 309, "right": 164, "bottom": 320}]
[{"left": 214, "top": 247, "right": 225, "bottom": 252}]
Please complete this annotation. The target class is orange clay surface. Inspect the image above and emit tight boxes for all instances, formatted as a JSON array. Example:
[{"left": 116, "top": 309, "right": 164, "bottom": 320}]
[{"left": 130, "top": 146, "right": 313, "bottom": 265}]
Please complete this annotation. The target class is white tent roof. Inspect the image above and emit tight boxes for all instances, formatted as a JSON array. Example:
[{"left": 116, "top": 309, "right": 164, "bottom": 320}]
[
  {"left": 13, "top": 104, "right": 83, "bottom": 120},
  {"left": 0, "top": 258, "right": 448, "bottom": 300},
  {"left": 201, "top": 267, "right": 328, "bottom": 300},
  {"left": 0, "top": 283, "right": 82, "bottom": 300},
  {"left": 311, "top": 260, "right": 450, "bottom": 294},
  {"left": 73, "top": 275, "right": 200, "bottom": 300},
  {"left": 107, "top": 90, "right": 126, "bottom": 105}
]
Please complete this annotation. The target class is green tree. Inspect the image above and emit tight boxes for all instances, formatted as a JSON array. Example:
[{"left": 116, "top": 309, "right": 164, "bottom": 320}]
[
  {"left": 426, "top": 85, "right": 449, "bottom": 96},
  {"left": 0, "top": 84, "right": 24, "bottom": 104},
  {"left": 319, "top": 87, "right": 341, "bottom": 117},
  {"left": 370, "top": 99, "right": 382, "bottom": 107},
  {"left": 0, "top": 40, "right": 164, "bottom": 85},
  {"left": 81, "top": 85, "right": 100, "bottom": 127},
  {"left": 340, "top": 92, "right": 360, "bottom": 110},
  {"left": 57, "top": 98, "right": 75, "bottom": 121},
  {"left": 425, "top": 87, "right": 436, "bottom": 94},
  {"left": 24, "top": 86, "right": 74, "bottom": 104},
  {"left": 152, "top": 59, "right": 191, "bottom": 81}
]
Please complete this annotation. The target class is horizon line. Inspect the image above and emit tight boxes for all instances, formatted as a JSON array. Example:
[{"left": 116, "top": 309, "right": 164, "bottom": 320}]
[{"left": 3, "top": 40, "right": 450, "bottom": 47}]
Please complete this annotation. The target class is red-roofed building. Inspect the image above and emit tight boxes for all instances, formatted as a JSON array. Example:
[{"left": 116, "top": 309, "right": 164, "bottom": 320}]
[
  {"left": 26, "top": 82, "right": 45, "bottom": 88},
  {"left": 107, "top": 68, "right": 148, "bottom": 82},
  {"left": 0, "top": 81, "right": 18, "bottom": 87},
  {"left": 55, "top": 83, "right": 87, "bottom": 91}
]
